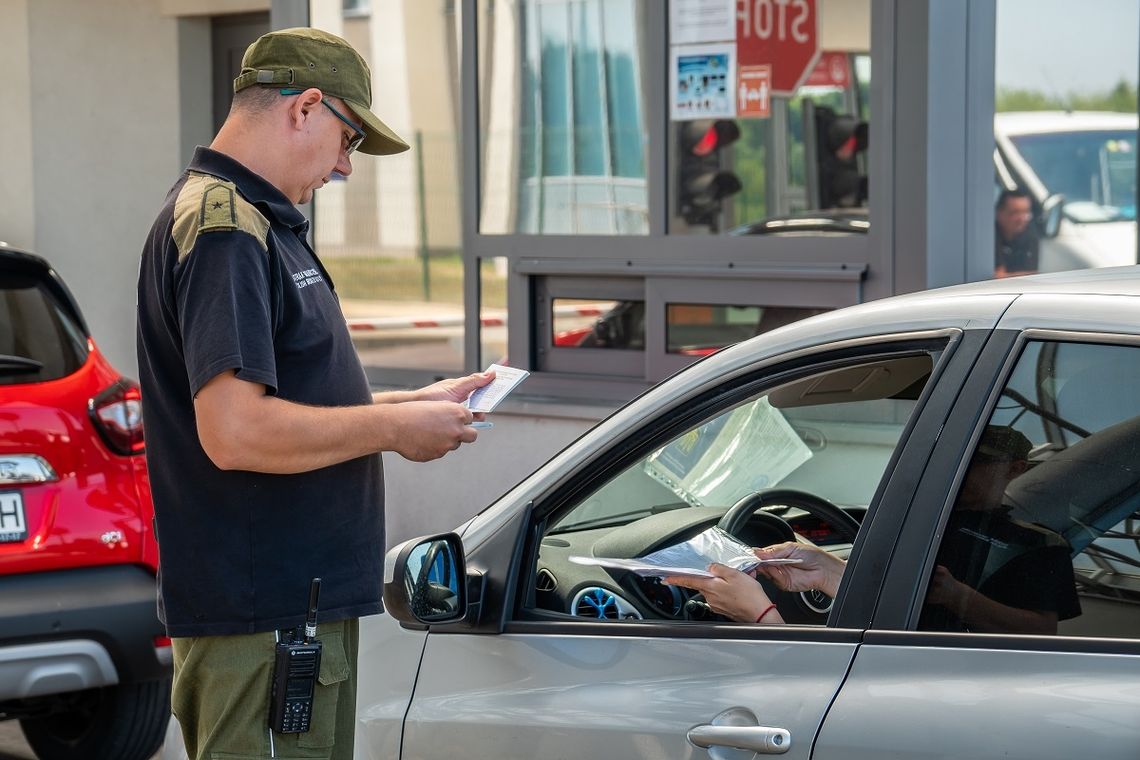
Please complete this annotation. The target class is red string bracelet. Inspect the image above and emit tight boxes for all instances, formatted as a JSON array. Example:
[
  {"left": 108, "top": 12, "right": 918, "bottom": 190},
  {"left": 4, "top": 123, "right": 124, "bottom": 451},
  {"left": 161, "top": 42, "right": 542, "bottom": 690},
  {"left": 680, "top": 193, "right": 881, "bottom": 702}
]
[{"left": 755, "top": 603, "right": 777, "bottom": 623}]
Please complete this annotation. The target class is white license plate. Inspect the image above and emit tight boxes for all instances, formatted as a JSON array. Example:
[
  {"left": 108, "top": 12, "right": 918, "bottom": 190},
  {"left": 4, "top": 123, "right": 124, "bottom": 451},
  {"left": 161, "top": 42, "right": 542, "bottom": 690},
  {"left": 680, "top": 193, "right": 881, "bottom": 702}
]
[{"left": 0, "top": 492, "right": 27, "bottom": 542}]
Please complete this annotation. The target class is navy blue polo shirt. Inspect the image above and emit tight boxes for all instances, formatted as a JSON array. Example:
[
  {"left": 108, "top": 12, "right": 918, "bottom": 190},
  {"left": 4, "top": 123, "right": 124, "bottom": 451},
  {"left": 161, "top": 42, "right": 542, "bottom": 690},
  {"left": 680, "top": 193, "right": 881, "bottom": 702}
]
[{"left": 137, "top": 147, "right": 384, "bottom": 637}]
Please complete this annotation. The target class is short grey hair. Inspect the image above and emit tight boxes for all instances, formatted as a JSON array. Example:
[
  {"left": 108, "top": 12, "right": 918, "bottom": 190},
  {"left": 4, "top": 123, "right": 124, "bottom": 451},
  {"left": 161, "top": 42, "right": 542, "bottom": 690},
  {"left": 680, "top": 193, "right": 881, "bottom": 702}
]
[{"left": 229, "top": 84, "right": 283, "bottom": 115}]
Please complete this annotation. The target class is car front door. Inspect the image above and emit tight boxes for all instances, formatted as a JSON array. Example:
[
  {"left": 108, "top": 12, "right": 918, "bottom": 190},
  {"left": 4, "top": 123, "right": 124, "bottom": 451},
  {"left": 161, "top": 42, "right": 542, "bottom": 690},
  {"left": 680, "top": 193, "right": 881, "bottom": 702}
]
[
  {"left": 815, "top": 295, "right": 1140, "bottom": 760},
  {"left": 393, "top": 330, "right": 985, "bottom": 760}
]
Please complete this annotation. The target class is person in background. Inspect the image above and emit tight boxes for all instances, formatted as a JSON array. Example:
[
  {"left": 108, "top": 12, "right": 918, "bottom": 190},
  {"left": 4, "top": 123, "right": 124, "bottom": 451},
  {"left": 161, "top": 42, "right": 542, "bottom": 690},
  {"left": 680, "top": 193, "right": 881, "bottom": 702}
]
[
  {"left": 136, "top": 27, "right": 493, "bottom": 760},
  {"left": 994, "top": 188, "right": 1040, "bottom": 278}
]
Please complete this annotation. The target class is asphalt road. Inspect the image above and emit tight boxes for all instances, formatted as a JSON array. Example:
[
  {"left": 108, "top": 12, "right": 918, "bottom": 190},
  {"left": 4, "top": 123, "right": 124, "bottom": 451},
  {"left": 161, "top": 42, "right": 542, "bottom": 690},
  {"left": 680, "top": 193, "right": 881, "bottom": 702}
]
[
  {"left": 0, "top": 721, "right": 39, "bottom": 760},
  {"left": 0, "top": 721, "right": 32, "bottom": 760}
]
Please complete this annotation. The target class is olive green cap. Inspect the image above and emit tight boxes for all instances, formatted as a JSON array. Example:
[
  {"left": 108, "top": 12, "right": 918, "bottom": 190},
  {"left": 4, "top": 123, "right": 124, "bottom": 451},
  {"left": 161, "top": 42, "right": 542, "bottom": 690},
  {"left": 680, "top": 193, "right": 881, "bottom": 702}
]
[{"left": 234, "top": 27, "right": 409, "bottom": 155}]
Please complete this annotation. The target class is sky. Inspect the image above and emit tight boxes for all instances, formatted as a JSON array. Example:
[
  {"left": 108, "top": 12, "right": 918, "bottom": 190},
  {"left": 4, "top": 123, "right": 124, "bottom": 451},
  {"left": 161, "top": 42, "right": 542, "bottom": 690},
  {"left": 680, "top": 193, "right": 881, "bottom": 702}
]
[{"left": 996, "top": 0, "right": 1139, "bottom": 94}]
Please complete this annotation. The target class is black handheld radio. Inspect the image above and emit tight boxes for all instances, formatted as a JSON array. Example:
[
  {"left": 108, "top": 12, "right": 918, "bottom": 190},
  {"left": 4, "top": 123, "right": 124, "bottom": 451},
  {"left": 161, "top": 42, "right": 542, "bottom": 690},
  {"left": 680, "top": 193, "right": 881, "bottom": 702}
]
[{"left": 269, "top": 578, "right": 323, "bottom": 734}]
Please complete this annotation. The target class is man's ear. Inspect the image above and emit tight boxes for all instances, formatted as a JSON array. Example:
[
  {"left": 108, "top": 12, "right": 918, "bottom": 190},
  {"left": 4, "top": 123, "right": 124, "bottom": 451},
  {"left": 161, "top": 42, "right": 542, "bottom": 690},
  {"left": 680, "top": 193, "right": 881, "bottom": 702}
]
[{"left": 285, "top": 87, "right": 325, "bottom": 130}]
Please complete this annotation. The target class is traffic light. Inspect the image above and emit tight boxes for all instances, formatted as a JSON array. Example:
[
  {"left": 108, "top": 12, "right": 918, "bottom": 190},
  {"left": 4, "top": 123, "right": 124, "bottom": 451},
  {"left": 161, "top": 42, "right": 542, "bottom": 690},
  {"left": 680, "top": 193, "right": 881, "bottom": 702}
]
[
  {"left": 807, "top": 104, "right": 868, "bottom": 209},
  {"left": 677, "top": 119, "right": 743, "bottom": 231}
]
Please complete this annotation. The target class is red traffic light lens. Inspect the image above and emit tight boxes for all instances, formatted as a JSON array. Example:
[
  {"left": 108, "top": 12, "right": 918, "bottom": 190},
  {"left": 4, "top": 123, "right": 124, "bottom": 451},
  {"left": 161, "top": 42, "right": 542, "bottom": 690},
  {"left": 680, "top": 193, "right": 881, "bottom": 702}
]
[
  {"left": 692, "top": 127, "right": 719, "bottom": 157},
  {"left": 686, "top": 120, "right": 741, "bottom": 157}
]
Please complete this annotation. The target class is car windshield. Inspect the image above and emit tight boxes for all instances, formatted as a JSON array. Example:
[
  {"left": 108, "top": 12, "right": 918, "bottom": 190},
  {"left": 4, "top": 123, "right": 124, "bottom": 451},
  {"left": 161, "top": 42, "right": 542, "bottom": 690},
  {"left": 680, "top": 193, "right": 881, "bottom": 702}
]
[
  {"left": 551, "top": 352, "right": 937, "bottom": 533},
  {"left": 1010, "top": 130, "right": 1137, "bottom": 222}
]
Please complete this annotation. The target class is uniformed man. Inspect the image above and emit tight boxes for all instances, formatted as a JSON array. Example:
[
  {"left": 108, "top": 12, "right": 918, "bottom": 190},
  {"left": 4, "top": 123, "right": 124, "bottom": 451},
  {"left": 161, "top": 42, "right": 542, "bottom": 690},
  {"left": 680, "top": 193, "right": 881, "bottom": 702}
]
[
  {"left": 920, "top": 425, "right": 1080, "bottom": 634},
  {"left": 136, "top": 28, "right": 492, "bottom": 760}
]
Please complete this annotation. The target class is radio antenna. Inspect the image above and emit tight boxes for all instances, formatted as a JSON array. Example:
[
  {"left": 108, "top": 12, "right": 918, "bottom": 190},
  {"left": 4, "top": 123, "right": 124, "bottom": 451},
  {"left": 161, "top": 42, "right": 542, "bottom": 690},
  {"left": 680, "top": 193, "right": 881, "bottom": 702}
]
[{"left": 304, "top": 577, "right": 321, "bottom": 643}]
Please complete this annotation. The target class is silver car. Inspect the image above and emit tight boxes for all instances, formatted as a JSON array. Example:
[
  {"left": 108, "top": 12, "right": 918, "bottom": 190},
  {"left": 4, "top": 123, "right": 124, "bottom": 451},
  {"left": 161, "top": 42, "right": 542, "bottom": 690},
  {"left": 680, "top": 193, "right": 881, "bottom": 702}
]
[{"left": 381, "top": 267, "right": 1140, "bottom": 759}]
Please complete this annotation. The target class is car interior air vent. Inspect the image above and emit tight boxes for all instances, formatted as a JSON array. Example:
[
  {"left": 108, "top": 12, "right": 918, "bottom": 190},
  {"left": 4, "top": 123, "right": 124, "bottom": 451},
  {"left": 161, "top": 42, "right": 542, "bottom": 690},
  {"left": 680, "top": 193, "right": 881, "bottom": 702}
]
[
  {"left": 570, "top": 587, "right": 643, "bottom": 620},
  {"left": 535, "top": 568, "right": 557, "bottom": 592}
]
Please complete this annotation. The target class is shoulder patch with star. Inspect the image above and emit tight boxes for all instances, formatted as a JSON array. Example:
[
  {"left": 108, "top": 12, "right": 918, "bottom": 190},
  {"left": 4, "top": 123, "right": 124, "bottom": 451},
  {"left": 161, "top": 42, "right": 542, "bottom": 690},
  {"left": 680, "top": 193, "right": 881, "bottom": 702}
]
[{"left": 172, "top": 172, "right": 270, "bottom": 262}]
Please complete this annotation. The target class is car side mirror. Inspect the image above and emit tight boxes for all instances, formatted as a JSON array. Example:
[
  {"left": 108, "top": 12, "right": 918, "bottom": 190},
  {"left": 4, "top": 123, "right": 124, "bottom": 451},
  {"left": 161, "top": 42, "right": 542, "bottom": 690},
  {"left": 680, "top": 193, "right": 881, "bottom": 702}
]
[
  {"left": 1040, "top": 193, "right": 1065, "bottom": 238},
  {"left": 383, "top": 533, "right": 467, "bottom": 626}
]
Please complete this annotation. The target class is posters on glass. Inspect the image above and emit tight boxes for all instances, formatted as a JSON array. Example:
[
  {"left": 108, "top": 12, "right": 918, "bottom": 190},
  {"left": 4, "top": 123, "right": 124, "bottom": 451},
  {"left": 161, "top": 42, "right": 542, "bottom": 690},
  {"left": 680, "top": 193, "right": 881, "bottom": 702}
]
[
  {"left": 671, "top": 43, "right": 737, "bottom": 121},
  {"left": 669, "top": 0, "right": 736, "bottom": 45}
]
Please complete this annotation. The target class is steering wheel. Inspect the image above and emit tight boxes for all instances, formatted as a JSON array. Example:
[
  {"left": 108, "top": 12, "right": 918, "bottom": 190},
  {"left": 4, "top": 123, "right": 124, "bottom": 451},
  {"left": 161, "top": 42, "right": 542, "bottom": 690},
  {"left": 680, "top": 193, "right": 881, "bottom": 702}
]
[
  {"left": 719, "top": 488, "right": 860, "bottom": 541},
  {"left": 713, "top": 488, "right": 861, "bottom": 624}
]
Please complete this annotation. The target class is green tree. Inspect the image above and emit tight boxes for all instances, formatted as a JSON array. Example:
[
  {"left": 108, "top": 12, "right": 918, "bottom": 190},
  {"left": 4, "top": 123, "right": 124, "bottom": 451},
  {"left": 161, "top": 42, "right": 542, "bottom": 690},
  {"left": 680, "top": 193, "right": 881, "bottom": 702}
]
[{"left": 996, "top": 79, "right": 1137, "bottom": 113}]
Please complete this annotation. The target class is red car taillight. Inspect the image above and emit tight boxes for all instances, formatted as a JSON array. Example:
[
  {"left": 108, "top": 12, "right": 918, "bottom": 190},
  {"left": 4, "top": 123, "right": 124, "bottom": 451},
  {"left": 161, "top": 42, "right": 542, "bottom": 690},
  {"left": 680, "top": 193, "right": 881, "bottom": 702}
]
[{"left": 89, "top": 378, "right": 145, "bottom": 455}]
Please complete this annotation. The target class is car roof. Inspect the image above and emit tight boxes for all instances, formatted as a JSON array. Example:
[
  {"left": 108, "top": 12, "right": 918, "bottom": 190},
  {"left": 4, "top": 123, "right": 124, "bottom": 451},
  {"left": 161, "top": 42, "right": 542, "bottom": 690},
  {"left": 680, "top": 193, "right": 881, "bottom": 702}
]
[
  {"left": 994, "top": 110, "right": 1138, "bottom": 135},
  {"left": 892, "top": 264, "right": 1140, "bottom": 299}
]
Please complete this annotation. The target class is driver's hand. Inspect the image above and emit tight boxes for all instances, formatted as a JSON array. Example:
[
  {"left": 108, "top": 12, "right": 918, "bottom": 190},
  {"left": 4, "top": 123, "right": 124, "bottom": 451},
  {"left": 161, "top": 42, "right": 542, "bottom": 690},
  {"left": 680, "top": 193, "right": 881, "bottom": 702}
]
[
  {"left": 664, "top": 564, "right": 784, "bottom": 624},
  {"left": 754, "top": 542, "right": 846, "bottom": 599}
]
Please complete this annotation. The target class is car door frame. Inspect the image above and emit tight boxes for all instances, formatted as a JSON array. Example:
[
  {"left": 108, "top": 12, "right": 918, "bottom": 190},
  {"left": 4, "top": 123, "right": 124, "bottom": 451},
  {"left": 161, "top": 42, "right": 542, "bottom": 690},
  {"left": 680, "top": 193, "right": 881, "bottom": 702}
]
[{"left": 392, "top": 328, "right": 1001, "bottom": 760}]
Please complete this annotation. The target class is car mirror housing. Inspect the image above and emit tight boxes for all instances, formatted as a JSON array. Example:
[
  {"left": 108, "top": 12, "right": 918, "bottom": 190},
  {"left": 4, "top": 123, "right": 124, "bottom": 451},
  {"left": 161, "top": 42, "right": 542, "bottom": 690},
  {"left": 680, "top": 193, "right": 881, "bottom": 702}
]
[
  {"left": 1040, "top": 193, "right": 1066, "bottom": 238},
  {"left": 383, "top": 533, "right": 468, "bottom": 626}
]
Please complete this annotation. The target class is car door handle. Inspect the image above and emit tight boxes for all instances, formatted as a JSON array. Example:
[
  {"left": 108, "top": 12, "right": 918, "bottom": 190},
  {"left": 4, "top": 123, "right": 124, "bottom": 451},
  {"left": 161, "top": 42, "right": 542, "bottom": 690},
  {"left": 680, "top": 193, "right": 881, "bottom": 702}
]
[{"left": 687, "top": 723, "right": 792, "bottom": 754}]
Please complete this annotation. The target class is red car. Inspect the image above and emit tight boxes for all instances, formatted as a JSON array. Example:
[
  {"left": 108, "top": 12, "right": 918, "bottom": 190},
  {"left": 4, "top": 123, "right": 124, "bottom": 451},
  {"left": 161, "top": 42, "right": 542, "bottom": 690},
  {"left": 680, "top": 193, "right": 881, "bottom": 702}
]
[{"left": 0, "top": 244, "right": 169, "bottom": 760}]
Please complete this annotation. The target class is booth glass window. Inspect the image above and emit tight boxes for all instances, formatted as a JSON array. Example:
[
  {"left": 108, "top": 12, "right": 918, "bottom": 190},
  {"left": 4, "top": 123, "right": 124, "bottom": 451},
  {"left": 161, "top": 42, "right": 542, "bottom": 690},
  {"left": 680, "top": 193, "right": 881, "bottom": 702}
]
[
  {"left": 669, "top": 0, "right": 871, "bottom": 235},
  {"left": 481, "top": 257, "right": 510, "bottom": 367},
  {"left": 552, "top": 298, "right": 643, "bottom": 350},
  {"left": 546, "top": 299, "right": 827, "bottom": 356},
  {"left": 992, "top": 0, "right": 1139, "bottom": 279},
  {"left": 478, "top": 0, "right": 650, "bottom": 235},
  {"left": 313, "top": 7, "right": 467, "bottom": 373}
]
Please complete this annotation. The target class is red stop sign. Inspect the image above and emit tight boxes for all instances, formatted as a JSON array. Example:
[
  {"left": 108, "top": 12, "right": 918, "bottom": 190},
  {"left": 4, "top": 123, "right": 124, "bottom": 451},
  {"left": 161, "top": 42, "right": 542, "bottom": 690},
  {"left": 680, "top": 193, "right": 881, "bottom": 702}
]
[{"left": 736, "top": 0, "right": 819, "bottom": 96}]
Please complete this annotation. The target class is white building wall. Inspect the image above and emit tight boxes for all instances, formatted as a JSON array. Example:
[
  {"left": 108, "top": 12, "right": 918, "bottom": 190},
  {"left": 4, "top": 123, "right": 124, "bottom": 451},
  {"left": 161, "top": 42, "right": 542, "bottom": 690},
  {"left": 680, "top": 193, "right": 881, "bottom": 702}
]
[
  {"left": 403, "top": 0, "right": 462, "bottom": 251},
  {"left": 820, "top": 0, "right": 872, "bottom": 51},
  {"left": 369, "top": 2, "right": 418, "bottom": 254},
  {"left": 0, "top": 0, "right": 38, "bottom": 252}
]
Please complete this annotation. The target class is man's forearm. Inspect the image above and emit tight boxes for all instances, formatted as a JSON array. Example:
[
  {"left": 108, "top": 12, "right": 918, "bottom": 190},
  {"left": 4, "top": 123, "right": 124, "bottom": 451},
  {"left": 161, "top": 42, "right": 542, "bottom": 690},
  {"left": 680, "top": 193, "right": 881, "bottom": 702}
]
[
  {"left": 958, "top": 589, "right": 1058, "bottom": 635},
  {"left": 372, "top": 389, "right": 418, "bottom": 404},
  {"left": 198, "top": 392, "right": 407, "bottom": 473},
  {"left": 194, "top": 371, "right": 474, "bottom": 473}
]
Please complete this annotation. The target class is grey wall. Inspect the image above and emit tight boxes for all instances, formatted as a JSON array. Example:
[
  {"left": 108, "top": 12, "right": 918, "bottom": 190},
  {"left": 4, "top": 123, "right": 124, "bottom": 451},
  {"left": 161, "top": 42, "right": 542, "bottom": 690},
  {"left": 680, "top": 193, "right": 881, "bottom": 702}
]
[
  {"left": 23, "top": 0, "right": 185, "bottom": 375},
  {"left": 382, "top": 408, "right": 597, "bottom": 547}
]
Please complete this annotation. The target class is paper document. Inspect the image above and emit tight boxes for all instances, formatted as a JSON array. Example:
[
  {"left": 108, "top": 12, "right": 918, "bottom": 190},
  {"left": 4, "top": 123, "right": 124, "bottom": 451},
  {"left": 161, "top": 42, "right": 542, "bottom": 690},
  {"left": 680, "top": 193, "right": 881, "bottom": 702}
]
[
  {"left": 466, "top": 364, "right": 530, "bottom": 413},
  {"left": 569, "top": 554, "right": 802, "bottom": 579},
  {"left": 644, "top": 397, "right": 811, "bottom": 508},
  {"left": 570, "top": 527, "right": 801, "bottom": 579}
]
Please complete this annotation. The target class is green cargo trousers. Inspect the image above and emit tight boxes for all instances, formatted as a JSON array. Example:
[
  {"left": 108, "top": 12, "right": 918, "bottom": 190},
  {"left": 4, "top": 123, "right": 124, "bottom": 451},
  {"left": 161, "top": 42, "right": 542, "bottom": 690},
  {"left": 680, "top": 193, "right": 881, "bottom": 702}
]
[{"left": 171, "top": 618, "right": 358, "bottom": 760}]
